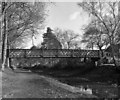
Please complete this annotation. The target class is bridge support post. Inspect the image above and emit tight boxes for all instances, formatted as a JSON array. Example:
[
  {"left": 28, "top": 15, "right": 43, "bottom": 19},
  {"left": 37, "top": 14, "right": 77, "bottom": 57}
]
[
  {"left": 6, "top": 48, "right": 10, "bottom": 68},
  {"left": 9, "top": 58, "right": 11, "bottom": 69},
  {"left": 84, "top": 57, "right": 86, "bottom": 63},
  {"left": 6, "top": 57, "right": 9, "bottom": 68},
  {"left": 91, "top": 58, "right": 96, "bottom": 67},
  {"left": 91, "top": 58, "right": 100, "bottom": 67}
]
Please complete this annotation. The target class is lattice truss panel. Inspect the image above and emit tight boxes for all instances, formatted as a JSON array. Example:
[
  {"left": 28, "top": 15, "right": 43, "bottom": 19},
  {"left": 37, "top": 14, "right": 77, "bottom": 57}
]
[
  {"left": 9, "top": 49, "right": 100, "bottom": 58},
  {"left": 9, "top": 49, "right": 25, "bottom": 58}
]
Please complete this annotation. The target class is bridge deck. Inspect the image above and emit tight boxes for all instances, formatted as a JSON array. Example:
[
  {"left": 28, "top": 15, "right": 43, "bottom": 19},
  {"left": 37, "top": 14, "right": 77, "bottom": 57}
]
[{"left": 8, "top": 49, "right": 100, "bottom": 58}]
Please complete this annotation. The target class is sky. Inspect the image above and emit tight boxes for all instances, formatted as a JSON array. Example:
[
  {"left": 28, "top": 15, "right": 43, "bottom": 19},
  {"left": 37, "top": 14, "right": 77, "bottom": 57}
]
[
  {"left": 26, "top": 2, "right": 91, "bottom": 49},
  {"left": 46, "top": 2, "right": 90, "bottom": 34}
]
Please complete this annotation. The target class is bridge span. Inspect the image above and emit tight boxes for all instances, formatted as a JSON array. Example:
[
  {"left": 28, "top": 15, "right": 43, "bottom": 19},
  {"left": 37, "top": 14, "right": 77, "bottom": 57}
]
[{"left": 8, "top": 49, "right": 100, "bottom": 58}]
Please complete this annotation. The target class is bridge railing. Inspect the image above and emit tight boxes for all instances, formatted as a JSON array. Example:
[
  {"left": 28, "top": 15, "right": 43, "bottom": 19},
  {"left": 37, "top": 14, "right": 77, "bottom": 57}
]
[{"left": 8, "top": 49, "right": 100, "bottom": 58}]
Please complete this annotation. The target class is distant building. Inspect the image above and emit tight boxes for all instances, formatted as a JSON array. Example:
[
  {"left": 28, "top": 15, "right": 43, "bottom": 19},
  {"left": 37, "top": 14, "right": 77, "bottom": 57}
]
[
  {"left": 30, "top": 45, "right": 39, "bottom": 49},
  {"left": 103, "top": 43, "right": 120, "bottom": 66},
  {"left": 104, "top": 43, "right": 120, "bottom": 58}
]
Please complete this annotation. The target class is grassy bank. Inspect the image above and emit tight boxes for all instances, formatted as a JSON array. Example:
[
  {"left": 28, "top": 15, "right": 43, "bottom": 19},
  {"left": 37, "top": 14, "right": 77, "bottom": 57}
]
[{"left": 26, "top": 64, "right": 120, "bottom": 98}]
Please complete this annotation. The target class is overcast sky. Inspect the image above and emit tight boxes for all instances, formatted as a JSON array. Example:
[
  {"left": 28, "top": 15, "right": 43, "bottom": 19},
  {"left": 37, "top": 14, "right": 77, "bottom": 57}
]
[{"left": 46, "top": 2, "right": 90, "bottom": 34}]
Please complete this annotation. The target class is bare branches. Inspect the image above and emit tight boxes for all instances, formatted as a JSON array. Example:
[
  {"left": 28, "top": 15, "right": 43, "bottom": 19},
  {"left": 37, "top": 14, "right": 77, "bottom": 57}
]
[
  {"left": 3, "top": 2, "right": 47, "bottom": 48},
  {"left": 78, "top": 2, "right": 120, "bottom": 43},
  {"left": 78, "top": 1, "right": 120, "bottom": 66},
  {"left": 108, "top": 2, "right": 117, "bottom": 25},
  {"left": 53, "top": 28, "right": 80, "bottom": 49}
]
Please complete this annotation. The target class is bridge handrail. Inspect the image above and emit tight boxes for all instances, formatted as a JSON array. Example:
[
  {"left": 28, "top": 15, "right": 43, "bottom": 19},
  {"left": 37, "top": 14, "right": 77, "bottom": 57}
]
[{"left": 7, "top": 49, "right": 100, "bottom": 58}]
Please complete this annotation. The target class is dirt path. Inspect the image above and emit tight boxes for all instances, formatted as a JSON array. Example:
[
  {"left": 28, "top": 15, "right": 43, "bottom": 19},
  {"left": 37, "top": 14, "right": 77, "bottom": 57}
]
[{"left": 2, "top": 68, "right": 96, "bottom": 98}]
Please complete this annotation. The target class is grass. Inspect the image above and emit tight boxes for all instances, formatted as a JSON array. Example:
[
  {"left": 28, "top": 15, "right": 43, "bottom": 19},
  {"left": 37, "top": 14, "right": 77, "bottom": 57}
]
[{"left": 23, "top": 63, "right": 119, "bottom": 98}]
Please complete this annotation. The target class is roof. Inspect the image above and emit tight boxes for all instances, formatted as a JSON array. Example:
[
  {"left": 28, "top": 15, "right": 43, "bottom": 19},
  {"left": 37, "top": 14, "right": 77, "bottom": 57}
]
[
  {"left": 105, "top": 43, "right": 120, "bottom": 52},
  {"left": 30, "top": 46, "right": 38, "bottom": 49}
]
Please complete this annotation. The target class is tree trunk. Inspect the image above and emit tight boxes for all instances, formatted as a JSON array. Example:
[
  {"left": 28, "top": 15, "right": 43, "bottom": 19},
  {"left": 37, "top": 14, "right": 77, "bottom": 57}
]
[
  {"left": 1, "top": 2, "right": 8, "bottom": 71},
  {"left": 99, "top": 48, "right": 104, "bottom": 57},
  {"left": 97, "top": 45, "right": 104, "bottom": 66},
  {"left": 1, "top": 26, "right": 7, "bottom": 71},
  {"left": 111, "top": 44, "right": 117, "bottom": 67},
  {"left": 6, "top": 39, "right": 10, "bottom": 68}
]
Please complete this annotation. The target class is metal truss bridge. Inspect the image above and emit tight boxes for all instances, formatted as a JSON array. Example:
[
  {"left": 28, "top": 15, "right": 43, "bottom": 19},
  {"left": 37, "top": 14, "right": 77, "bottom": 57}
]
[{"left": 8, "top": 49, "right": 100, "bottom": 58}]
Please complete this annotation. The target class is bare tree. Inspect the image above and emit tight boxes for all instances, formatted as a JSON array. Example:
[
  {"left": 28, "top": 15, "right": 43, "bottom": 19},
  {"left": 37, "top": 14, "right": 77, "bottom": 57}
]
[
  {"left": 82, "top": 20, "right": 109, "bottom": 52},
  {"left": 53, "top": 28, "right": 81, "bottom": 49},
  {"left": 1, "top": 2, "right": 47, "bottom": 70},
  {"left": 78, "top": 2, "right": 120, "bottom": 67},
  {"left": 7, "top": 2, "right": 46, "bottom": 47}
]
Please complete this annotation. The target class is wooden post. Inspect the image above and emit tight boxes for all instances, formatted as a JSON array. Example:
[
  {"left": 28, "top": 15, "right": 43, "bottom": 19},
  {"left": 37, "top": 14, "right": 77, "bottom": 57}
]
[
  {"left": 6, "top": 48, "right": 9, "bottom": 68},
  {"left": 24, "top": 49, "right": 26, "bottom": 58},
  {"left": 9, "top": 58, "right": 11, "bottom": 68}
]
